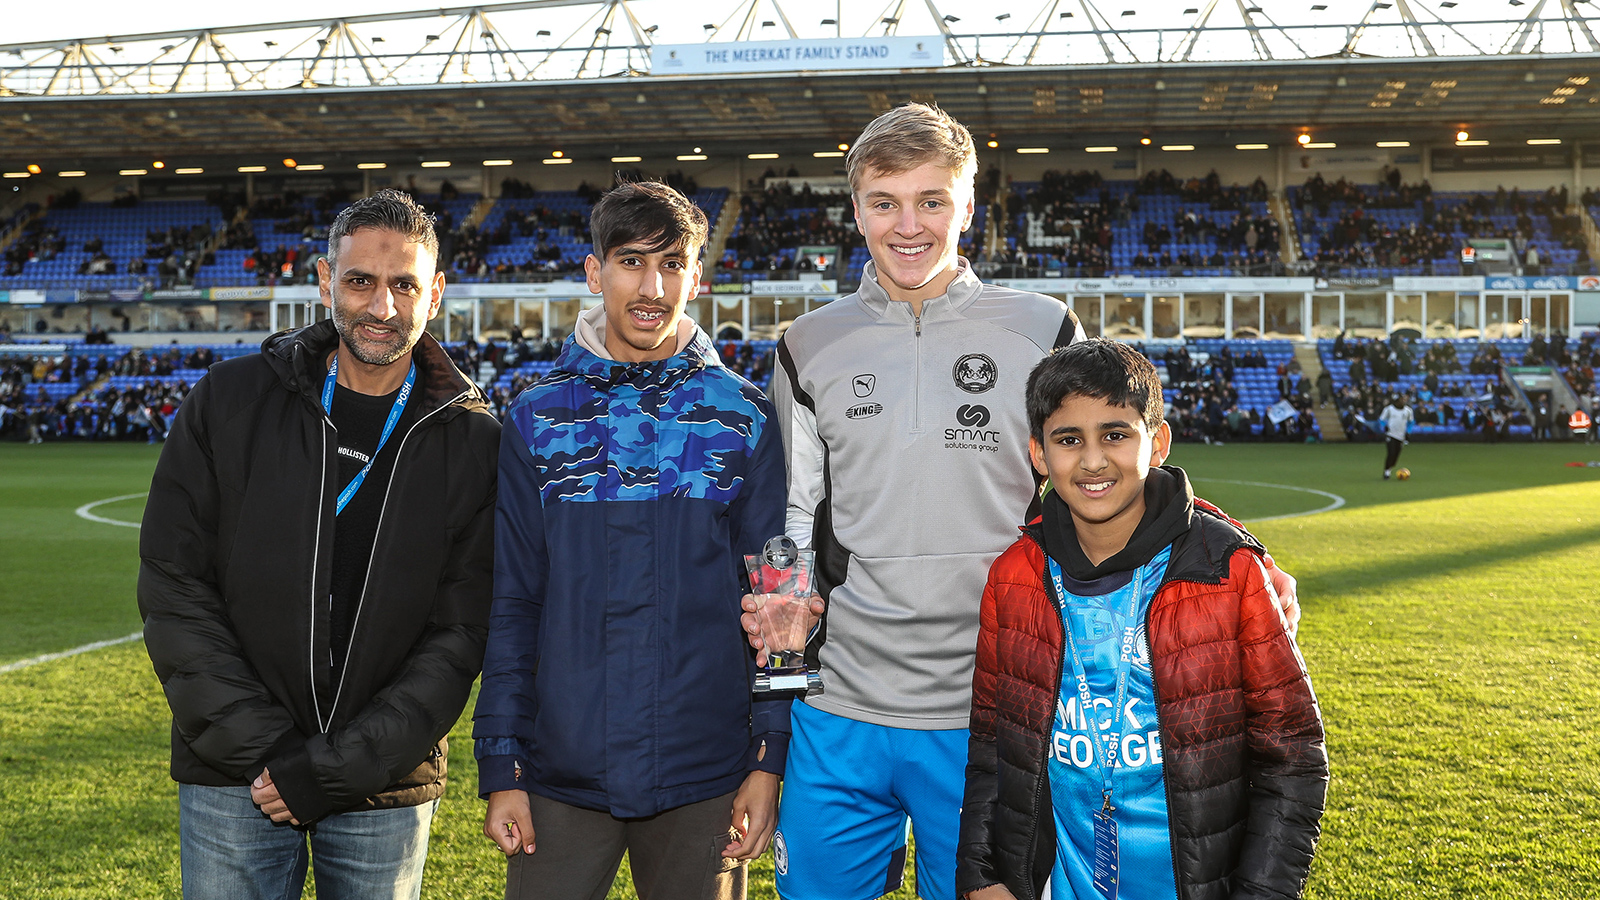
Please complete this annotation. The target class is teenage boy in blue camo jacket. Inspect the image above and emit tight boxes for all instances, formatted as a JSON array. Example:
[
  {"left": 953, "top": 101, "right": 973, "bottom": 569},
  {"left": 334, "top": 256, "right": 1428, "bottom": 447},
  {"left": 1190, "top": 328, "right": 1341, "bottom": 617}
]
[{"left": 473, "top": 181, "right": 787, "bottom": 900}]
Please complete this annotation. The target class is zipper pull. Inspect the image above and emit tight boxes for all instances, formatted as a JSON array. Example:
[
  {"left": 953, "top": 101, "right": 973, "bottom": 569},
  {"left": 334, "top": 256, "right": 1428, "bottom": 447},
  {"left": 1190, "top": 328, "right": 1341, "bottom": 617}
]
[{"left": 914, "top": 313, "right": 922, "bottom": 337}]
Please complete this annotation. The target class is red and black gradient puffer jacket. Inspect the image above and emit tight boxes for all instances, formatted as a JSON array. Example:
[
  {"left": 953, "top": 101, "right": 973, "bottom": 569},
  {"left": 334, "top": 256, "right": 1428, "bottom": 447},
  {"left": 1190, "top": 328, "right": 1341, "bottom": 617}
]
[{"left": 956, "top": 504, "right": 1328, "bottom": 900}]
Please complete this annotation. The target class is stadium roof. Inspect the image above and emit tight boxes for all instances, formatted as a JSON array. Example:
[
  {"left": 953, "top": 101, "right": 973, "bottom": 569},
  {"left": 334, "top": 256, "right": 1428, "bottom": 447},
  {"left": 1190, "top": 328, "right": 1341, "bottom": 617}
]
[
  {"left": 1, "top": 0, "right": 1595, "bottom": 167},
  {"left": 2, "top": 54, "right": 1595, "bottom": 168}
]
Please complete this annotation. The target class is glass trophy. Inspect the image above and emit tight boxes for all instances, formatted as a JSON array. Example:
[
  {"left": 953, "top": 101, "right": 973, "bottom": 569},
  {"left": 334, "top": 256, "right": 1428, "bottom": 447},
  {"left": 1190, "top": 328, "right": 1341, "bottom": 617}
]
[{"left": 744, "top": 536, "right": 823, "bottom": 696}]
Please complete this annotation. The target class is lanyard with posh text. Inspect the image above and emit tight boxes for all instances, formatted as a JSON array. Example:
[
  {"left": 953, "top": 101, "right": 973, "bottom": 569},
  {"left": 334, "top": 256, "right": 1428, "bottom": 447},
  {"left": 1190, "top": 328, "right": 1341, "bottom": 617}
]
[
  {"left": 322, "top": 356, "right": 415, "bottom": 516},
  {"left": 1048, "top": 555, "right": 1142, "bottom": 811}
]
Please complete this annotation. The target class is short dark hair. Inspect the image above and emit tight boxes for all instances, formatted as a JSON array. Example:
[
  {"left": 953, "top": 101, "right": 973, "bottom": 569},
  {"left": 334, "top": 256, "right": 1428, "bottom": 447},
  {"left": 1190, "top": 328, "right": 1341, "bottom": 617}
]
[
  {"left": 1026, "top": 338, "right": 1165, "bottom": 440},
  {"left": 326, "top": 189, "right": 439, "bottom": 270},
  {"left": 589, "top": 181, "right": 708, "bottom": 262}
]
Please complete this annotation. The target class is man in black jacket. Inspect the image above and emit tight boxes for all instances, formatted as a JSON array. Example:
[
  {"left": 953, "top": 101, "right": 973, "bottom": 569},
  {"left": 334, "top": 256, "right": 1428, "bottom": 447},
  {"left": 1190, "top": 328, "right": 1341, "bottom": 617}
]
[{"left": 139, "top": 189, "right": 500, "bottom": 900}]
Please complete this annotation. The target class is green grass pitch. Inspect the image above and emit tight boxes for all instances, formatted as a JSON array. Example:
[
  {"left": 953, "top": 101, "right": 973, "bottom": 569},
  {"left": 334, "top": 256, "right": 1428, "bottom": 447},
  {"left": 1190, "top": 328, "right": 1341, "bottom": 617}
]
[{"left": 2, "top": 440, "right": 1598, "bottom": 899}]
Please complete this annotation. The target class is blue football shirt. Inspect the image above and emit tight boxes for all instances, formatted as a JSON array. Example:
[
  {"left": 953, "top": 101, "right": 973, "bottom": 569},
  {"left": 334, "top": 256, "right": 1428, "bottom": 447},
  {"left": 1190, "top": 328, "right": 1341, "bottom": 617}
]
[{"left": 1046, "top": 546, "right": 1177, "bottom": 900}]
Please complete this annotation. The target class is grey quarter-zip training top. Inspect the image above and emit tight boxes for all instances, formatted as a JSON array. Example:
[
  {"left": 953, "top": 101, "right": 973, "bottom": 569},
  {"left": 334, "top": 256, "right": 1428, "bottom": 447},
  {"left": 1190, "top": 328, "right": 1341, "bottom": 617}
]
[{"left": 772, "top": 258, "right": 1083, "bottom": 729}]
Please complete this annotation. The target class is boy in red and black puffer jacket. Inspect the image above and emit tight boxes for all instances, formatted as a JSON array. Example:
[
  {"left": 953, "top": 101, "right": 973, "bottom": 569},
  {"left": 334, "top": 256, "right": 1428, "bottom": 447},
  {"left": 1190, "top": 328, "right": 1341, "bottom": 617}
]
[{"left": 957, "top": 338, "right": 1327, "bottom": 900}]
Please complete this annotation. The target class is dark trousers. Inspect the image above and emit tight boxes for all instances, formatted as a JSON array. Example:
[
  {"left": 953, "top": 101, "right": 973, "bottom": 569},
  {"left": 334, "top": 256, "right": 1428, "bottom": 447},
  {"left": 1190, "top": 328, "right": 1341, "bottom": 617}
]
[
  {"left": 505, "top": 790, "right": 744, "bottom": 900},
  {"left": 1384, "top": 437, "right": 1404, "bottom": 470}
]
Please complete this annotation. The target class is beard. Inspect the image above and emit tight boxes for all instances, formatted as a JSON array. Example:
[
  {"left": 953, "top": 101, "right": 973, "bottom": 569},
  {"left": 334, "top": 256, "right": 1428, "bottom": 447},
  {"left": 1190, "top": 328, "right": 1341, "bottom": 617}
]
[{"left": 331, "top": 301, "right": 420, "bottom": 367}]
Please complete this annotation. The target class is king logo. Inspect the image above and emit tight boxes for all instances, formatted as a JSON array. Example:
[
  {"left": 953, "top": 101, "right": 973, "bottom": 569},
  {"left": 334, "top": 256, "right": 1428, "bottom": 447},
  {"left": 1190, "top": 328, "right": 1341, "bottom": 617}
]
[{"left": 847, "top": 402, "right": 883, "bottom": 420}]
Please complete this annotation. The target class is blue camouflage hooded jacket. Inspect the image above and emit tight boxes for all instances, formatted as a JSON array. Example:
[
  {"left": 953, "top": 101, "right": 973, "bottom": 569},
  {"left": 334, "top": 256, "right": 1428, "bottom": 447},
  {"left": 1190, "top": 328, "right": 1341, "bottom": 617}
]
[{"left": 473, "top": 323, "right": 790, "bottom": 817}]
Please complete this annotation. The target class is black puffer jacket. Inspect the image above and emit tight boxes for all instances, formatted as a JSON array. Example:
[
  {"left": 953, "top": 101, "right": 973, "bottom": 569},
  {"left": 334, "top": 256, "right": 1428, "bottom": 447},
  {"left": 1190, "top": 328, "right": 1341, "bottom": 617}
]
[{"left": 138, "top": 320, "right": 499, "bottom": 823}]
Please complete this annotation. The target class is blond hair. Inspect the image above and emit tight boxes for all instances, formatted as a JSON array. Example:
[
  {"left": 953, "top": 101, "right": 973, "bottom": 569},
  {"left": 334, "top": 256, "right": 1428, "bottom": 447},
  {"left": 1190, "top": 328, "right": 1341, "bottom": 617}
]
[{"left": 845, "top": 103, "right": 977, "bottom": 197}]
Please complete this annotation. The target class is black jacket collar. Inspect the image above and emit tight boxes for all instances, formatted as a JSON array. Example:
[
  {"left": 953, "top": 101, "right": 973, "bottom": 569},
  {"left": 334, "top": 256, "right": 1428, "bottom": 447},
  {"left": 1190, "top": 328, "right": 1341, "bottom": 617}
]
[
  {"left": 1040, "top": 466, "right": 1192, "bottom": 582},
  {"left": 261, "top": 320, "right": 488, "bottom": 418},
  {"left": 1025, "top": 465, "right": 1264, "bottom": 587}
]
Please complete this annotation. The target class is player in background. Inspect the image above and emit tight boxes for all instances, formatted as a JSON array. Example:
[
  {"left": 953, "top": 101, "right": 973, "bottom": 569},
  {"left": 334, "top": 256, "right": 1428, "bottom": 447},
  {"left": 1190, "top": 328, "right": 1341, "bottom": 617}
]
[{"left": 1378, "top": 393, "right": 1414, "bottom": 480}]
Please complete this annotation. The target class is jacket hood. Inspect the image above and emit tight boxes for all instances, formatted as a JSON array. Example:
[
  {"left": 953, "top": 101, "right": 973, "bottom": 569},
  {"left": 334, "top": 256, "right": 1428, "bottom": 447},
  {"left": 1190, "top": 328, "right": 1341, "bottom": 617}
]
[
  {"left": 261, "top": 319, "right": 488, "bottom": 417},
  {"left": 1039, "top": 465, "right": 1193, "bottom": 582},
  {"left": 572, "top": 303, "right": 698, "bottom": 361},
  {"left": 1025, "top": 465, "right": 1263, "bottom": 586},
  {"left": 550, "top": 315, "right": 723, "bottom": 392}
]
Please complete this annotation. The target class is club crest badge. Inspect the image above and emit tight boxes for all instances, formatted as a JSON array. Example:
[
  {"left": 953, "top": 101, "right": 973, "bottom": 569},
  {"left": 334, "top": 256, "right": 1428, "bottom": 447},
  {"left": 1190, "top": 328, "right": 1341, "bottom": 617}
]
[{"left": 953, "top": 354, "right": 997, "bottom": 394}]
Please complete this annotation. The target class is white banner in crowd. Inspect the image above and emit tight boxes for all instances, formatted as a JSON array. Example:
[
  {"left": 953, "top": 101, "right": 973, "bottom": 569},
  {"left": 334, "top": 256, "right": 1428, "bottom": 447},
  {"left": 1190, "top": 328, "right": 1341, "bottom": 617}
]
[
  {"left": 1267, "top": 399, "right": 1298, "bottom": 425},
  {"left": 651, "top": 36, "right": 943, "bottom": 75}
]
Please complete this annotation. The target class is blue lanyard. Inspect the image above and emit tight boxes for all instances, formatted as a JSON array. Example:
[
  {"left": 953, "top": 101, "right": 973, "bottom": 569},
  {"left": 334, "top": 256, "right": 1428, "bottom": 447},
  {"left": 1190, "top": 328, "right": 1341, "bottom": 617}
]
[
  {"left": 1048, "top": 555, "right": 1142, "bottom": 811},
  {"left": 322, "top": 356, "right": 416, "bottom": 516}
]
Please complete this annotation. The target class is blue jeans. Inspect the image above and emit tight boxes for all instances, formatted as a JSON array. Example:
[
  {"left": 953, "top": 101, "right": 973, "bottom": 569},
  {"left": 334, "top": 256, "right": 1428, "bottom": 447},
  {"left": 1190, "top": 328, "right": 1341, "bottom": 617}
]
[{"left": 179, "top": 784, "right": 436, "bottom": 900}]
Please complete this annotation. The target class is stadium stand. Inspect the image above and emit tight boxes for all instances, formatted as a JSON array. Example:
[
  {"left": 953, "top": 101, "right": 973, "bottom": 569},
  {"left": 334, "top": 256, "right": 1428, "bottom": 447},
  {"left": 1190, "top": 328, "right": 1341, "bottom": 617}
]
[
  {"left": 199, "top": 186, "right": 486, "bottom": 288},
  {"left": 449, "top": 179, "right": 728, "bottom": 283},
  {"left": 11, "top": 321, "right": 1597, "bottom": 446},
  {"left": 1291, "top": 175, "right": 1591, "bottom": 277},
  {"left": 0, "top": 178, "right": 736, "bottom": 293},
  {"left": 1311, "top": 333, "right": 1599, "bottom": 439},
  {"left": 0, "top": 196, "right": 226, "bottom": 291},
  {"left": 990, "top": 169, "right": 1282, "bottom": 278},
  {"left": 721, "top": 184, "right": 860, "bottom": 283},
  {"left": 1153, "top": 339, "right": 1321, "bottom": 442},
  {"left": 0, "top": 338, "right": 261, "bottom": 442}
]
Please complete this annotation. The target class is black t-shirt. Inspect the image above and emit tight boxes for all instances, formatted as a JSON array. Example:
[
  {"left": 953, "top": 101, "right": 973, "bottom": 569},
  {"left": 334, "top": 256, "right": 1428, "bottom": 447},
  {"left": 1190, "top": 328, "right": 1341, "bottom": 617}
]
[{"left": 327, "top": 375, "right": 421, "bottom": 679}]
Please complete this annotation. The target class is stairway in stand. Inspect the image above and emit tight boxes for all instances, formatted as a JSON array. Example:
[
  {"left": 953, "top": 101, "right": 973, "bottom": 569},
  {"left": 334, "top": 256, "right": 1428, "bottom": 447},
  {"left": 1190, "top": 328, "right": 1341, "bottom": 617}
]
[{"left": 1295, "top": 343, "right": 1345, "bottom": 441}]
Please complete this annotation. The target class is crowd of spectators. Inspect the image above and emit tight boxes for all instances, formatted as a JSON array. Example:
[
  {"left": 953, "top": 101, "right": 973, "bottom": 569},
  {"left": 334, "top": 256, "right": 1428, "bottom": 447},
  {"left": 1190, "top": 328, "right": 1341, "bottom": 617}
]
[
  {"left": 204, "top": 184, "right": 493, "bottom": 285},
  {"left": 1307, "top": 213, "right": 1457, "bottom": 271},
  {"left": 1154, "top": 343, "right": 1319, "bottom": 443},
  {"left": 719, "top": 340, "right": 775, "bottom": 388},
  {"left": 0, "top": 343, "right": 228, "bottom": 442},
  {"left": 1296, "top": 170, "right": 1428, "bottom": 214},
  {"left": 0, "top": 353, "right": 88, "bottom": 430},
  {"left": 990, "top": 169, "right": 1282, "bottom": 277},
  {"left": 722, "top": 182, "right": 860, "bottom": 274},
  {"left": 440, "top": 177, "right": 642, "bottom": 280},
  {"left": 7, "top": 379, "right": 187, "bottom": 443},
  {"left": 1327, "top": 331, "right": 1523, "bottom": 440},
  {"left": 4, "top": 222, "right": 70, "bottom": 277},
  {"left": 451, "top": 328, "right": 563, "bottom": 420},
  {"left": 1557, "top": 333, "right": 1596, "bottom": 396},
  {"left": 448, "top": 205, "right": 588, "bottom": 280},
  {"left": 1297, "top": 174, "right": 1591, "bottom": 275}
]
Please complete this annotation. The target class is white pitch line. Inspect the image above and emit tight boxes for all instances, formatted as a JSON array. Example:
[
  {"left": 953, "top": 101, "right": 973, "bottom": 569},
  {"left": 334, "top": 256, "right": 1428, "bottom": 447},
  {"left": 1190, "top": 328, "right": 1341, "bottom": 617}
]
[
  {"left": 1191, "top": 478, "right": 1347, "bottom": 523},
  {"left": 13, "top": 495, "right": 151, "bottom": 674},
  {"left": 0, "top": 632, "right": 143, "bottom": 674},
  {"left": 75, "top": 492, "right": 146, "bottom": 529}
]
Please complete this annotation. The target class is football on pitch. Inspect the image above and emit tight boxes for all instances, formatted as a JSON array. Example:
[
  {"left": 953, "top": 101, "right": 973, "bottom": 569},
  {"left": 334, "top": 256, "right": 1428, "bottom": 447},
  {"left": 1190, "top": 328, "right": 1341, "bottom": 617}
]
[{"left": 1396, "top": 467, "right": 1411, "bottom": 480}]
